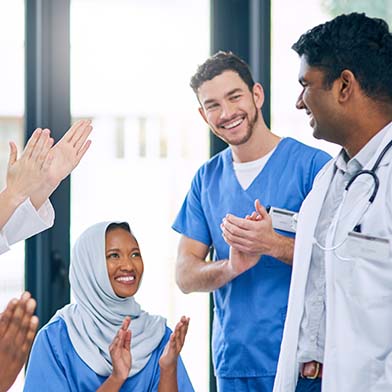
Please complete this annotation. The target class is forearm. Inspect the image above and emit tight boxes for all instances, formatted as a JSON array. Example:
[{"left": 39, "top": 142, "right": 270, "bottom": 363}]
[
  {"left": 96, "top": 375, "right": 125, "bottom": 392},
  {"left": 158, "top": 366, "right": 178, "bottom": 392},
  {"left": 269, "top": 234, "right": 294, "bottom": 265},
  {"left": 0, "top": 188, "right": 26, "bottom": 231},
  {"left": 29, "top": 182, "right": 58, "bottom": 210},
  {"left": 176, "top": 255, "right": 237, "bottom": 293}
]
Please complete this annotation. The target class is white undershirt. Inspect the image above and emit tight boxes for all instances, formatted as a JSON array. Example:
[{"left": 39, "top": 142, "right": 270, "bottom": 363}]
[{"left": 233, "top": 146, "right": 276, "bottom": 190}]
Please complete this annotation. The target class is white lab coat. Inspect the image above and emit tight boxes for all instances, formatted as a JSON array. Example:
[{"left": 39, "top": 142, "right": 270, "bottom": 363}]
[
  {"left": 274, "top": 125, "right": 392, "bottom": 392},
  {"left": 0, "top": 198, "right": 54, "bottom": 255}
]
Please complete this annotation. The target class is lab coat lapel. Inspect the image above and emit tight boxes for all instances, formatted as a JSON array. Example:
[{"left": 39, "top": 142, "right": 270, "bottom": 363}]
[{"left": 273, "top": 162, "right": 335, "bottom": 391}]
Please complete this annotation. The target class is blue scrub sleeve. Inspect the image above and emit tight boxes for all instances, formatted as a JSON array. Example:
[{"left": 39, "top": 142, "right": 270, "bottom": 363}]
[
  {"left": 172, "top": 169, "right": 212, "bottom": 246},
  {"left": 24, "top": 328, "right": 70, "bottom": 391}
]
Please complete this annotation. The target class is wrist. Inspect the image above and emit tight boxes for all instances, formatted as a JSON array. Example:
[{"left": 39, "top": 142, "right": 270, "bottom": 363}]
[
  {"left": 268, "top": 232, "right": 283, "bottom": 258},
  {"left": 1, "top": 187, "right": 26, "bottom": 209},
  {"left": 269, "top": 233, "right": 294, "bottom": 264},
  {"left": 159, "top": 362, "right": 177, "bottom": 373},
  {"left": 108, "top": 373, "right": 126, "bottom": 386},
  {"left": 224, "top": 258, "right": 241, "bottom": 280}
]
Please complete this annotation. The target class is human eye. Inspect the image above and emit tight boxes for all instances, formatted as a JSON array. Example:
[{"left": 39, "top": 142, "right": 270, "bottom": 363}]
[
  {"left": 206, "top": 103, "right": 219, "bottom": 111},
  {"left": 107, "top": 252, "right": 120, "bottom": 259},
  {"left": 131, "top": 251, "right": 141, "bottom": 258},
  {"left": 230, "top": 94, "right": 242, "bottom": 101}
]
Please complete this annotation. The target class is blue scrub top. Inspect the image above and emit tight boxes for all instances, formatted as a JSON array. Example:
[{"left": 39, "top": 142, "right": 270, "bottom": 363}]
[
  {"left": 173, "top": 138, "right": 331, "bottom": 378},
  {"left": 24, "top": 317, "right": 194, "bottom": 391}
]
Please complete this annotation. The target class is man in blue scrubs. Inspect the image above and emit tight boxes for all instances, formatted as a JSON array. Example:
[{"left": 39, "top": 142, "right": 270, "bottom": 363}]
[{"left": 172, "top": 52, "right": 331, "bottom": 391}]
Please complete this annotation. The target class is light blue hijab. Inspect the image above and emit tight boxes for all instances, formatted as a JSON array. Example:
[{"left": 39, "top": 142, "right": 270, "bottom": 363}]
[{"left": 54, "top": 221, "right": 166, "bottom": 377}]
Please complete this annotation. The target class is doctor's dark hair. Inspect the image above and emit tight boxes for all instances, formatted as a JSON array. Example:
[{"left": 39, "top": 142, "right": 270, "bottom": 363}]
[
  {"left": 190, "top": 51, "right": 255, "bottom": 95},
  {"left": 106, "top": 222, "right": 138, "bottom": 243},
  {"left": 292, "top": 12, "right": 392, "bottom": 103}
]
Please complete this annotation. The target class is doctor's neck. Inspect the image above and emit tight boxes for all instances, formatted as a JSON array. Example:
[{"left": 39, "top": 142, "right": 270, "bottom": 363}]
[{"left": 342, "top": 106, "right": 392, "bottom": 158}]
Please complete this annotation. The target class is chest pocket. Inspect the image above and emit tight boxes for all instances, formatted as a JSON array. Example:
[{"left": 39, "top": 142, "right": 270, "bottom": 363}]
[{"left": 337, "top": 218, "right": 392, "bottom": 304}]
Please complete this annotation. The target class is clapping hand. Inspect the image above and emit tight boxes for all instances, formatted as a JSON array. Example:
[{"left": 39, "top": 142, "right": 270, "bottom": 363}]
[
  {"left": 159, "top": 316, "right": 190, "bottom": 370},
  {"left": 44, "top": 119, "right": 92, "bottom": 189},
  {"left": 109, "top": 316, "right": 132, "bottom": 383},
  {"left": 0, "top": 292, "right": 39, "bottom": 392},
  {"left": 6, "top": 128, "right": 53, "bottom": 205}
]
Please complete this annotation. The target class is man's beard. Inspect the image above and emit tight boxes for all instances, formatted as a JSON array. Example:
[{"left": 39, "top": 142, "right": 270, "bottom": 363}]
[{"left": 226, "top": 106, "right": 259, "bottom": 146}]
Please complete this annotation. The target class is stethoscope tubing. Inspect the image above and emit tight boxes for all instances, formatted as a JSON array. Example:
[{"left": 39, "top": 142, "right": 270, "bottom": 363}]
[{"left": 314, "top": 138, "right": 392, "bottom": 254}]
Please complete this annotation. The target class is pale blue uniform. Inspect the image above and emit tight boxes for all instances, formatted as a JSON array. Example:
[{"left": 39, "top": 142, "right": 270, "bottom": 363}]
[
  {"left": 24, "top": 317, "right": 194, "bottom": 392},
  {"left": 173, "top": 138, "right": 331, "bottom": 391}
]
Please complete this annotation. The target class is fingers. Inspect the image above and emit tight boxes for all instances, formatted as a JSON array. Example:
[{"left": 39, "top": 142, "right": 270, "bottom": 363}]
[
  {"left": 8, "top": 142, "right": 18, "bottom": 167},
  {"left": 64, "top": 119, "right": 92, "bottom": 147},
  {"left": 73, "top": 121, "right": 93, "bottom": 150},
  {"left": 172, "top": 316, "right": 190, "bottom": 352},
  {"left": 41, "top": 148, "right": 54, "bottom": 173},
  {"left": 124, "top": 330, "right": 131, "bottom": 350},
  {"left": 255, "top": 199, "right": 269, "bottom": 219},
  {"left": 110, "top": 328, "right": 124, "bottom": 353},
  {"left": 62, "top": 119, "right": 84, "bottom": 142},
  {"left": 20, "top": 315, "right": 39, "bottom": 356},
  {"left": 121, "top": 316, "right": 131, "bottom": 331},
  {"left": 0, "top": 298, "right": 18, "bottom": 338},
  {"left": 29, "top": 129, "right": 51, "bottom": 162},
  {"left": 0, "top": 291, "right": 38, "bottom": 366},
  {"left": 221, "top": 216, "right": 253, "bottom": 240},
  {"left": 8, "top": 293, "right": 35, "bottom": 343},
  {"left": 122, "top": 317, "right": 132, "bottom": 350},
  {"left": 76, "top": 139, "right": 92, "bottom": 162},
  {"left": 224, "top": 234, "right": 254, "bottom": 251},
  {"left": 22, "top": 128, "right": 42, "bottom": 159},
  {"left": 223, "top": 214, "right": 254, "bottom": 231}
]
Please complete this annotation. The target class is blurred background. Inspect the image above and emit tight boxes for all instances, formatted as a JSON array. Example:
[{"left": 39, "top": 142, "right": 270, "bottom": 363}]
[{"left": 0, "top": 0, "right": 390, "bottom": 390}]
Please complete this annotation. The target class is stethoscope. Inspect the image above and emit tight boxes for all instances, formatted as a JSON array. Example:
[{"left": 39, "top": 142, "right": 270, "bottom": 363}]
[{"left": 314, "top": 139, "right": 392, "bottom": 255}]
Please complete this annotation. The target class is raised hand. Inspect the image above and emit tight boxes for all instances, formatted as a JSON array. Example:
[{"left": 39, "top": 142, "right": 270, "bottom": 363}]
[
  {"left": 221, "top": 199, "right": 276, "bottom": 256},
  {"left": 159, "top": 316, "right": 190, "bottom": 370},
  {"left": 5, "top": 128, "right": 53, "bottom": 205},
  {"left": 44, "top": 119, "right": 92, "bottom": 189},
  {"left": 222, "top": 199, "right": 294, "bottom": 266},
  {"left": 0, "top": 292, "right": 39, "bottom": 392},
  {"left": 109, "top": 316, "right": 132, "bottom": 383}
]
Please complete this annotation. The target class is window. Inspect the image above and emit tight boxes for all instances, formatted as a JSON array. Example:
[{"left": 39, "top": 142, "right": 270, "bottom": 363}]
[
  {"left": 70, "top": 1, "right": 210, "bottom": 390},
  {"left": 271, "top": 0, "right": 391, "bottom": 157}
]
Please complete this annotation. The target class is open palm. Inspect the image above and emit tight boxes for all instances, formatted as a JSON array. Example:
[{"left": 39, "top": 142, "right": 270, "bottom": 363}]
[{"left": 46, "top": 120, "right": 92, "bottom": 188}]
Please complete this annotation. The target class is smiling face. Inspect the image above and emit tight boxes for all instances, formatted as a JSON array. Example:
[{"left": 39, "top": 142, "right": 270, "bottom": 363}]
[
  {"left": 105, "top": 227, "right": 144, "bottom": 298},
  {"left": 296, "top": 56, "right": 342, "bottom": 144},
  {"left": 197, "top": 70, "right": 263, "bottom": 146}
]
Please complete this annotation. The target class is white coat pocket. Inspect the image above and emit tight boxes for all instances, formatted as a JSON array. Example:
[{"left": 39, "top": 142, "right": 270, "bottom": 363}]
[{"left": 340, "top": 232, "right": 392, "bottom": 303}]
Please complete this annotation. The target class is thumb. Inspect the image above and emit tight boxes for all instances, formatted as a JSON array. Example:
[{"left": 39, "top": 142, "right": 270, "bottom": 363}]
[
  {"left": 254, "top": 199, "right": 269, "bottom": 219},
  {"left": 8, "top": 142, "right": 18, "bottom": 166}
]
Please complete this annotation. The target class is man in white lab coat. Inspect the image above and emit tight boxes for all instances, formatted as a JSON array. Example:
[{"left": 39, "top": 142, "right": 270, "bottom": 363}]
[
  {"left": 0, "top": 119, "right": 92, "bottom": 391},
  {"left": 271, "top": 12, "right": 392, "bottom": 392}
]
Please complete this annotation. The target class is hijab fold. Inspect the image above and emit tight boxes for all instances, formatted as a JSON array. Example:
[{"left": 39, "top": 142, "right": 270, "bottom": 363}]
[{"left": 54, "top": 221, "right": 166, "bottom": 377}]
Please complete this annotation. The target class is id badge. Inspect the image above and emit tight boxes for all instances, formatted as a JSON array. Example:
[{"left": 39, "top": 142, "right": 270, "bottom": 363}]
[
  {"left": 346, "top": 231, "right": 390, "bottom": 261},
  {"left": 269, "top": 207, "right": 298, "bottom": 233}
]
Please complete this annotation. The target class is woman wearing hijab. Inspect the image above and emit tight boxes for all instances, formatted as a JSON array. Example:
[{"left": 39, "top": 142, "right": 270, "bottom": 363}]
[{"left": 24, "top": 221, "right": 194, "bottom": 391}]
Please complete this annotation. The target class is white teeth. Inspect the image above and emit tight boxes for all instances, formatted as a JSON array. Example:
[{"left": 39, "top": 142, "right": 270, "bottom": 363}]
[
  {"left": 116, "top": 276, "right": 135, "bottom": 282},
  {"left": 222, "top": 118, "right": 243, "bottom": 129}
]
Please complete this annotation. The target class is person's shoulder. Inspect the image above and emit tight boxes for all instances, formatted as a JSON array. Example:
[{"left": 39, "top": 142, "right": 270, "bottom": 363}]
[
  {"left": 189, "top": 147, "right": 230, "bottom": 189},
  {"left": 37, "top": 316, "right": 69, "bottom": 344},
  {"left": 197, "top": 146, "right": 230, "bottom": 174},
  {"left": 282, "top": 137, "right": 329, "bottom": 155}
]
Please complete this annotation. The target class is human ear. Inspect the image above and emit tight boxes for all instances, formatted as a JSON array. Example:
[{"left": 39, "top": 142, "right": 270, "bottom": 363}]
[
  {"left": 253, "top": 83, "right": 265, "bottom": 109},
  {"left": 338, "top": 69, "right": 355, "bottom": 103}
]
